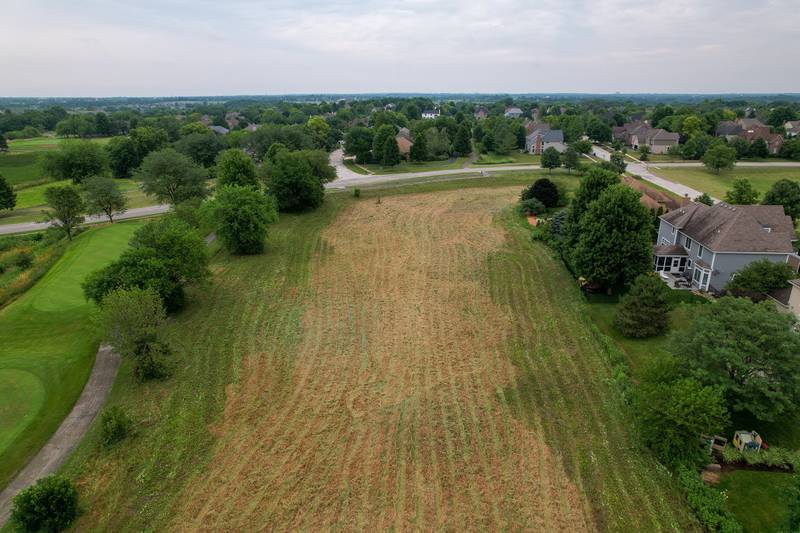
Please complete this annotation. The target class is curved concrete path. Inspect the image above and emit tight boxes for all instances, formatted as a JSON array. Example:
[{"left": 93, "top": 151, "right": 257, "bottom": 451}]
[{"left": 0, "top": 345, "right": 120, "bottom": 526}]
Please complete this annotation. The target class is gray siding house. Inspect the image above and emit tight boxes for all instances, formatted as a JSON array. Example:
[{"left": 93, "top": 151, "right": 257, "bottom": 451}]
[{"left": 653, "top": 203, "right": 796, "bottom": 292}]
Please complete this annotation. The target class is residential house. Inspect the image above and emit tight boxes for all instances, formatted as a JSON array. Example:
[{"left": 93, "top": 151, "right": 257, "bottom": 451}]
[
  {"left": 525, "top": 129, "right": 565, "bottom": 155},
  {"left": 785, "top": 120, "right": 800, "bottom": 137},
  {"left": 628, "top": 126, "right": 680, "bottom": 154},
  {"left": 397, "top": 127, "right": 412, "bottom": 141},
  {"left": 653, "top": 202, "right": 796, "bottom": 292},
  {"left": 421, "top": 109, "right": 440, "bottom": 119},
  {"left": 395, "top": 135, "right": 413, "bottom": 157},
  {"left": 523, "top": 120, "right": 550, "bottom": 136},
  {"left": 225, "top": 112, "right": 242, "bottom": 130},
  {"left": 737, "top": 118, "right": 765, "bottom": 129},
  {"left": 715, "top": 120, "right": 742, "bottom": 140},
  {"left": 504, "top": 107, "right": 524, "bottom": 119},
  {"left": 613, "top": 121, "right": 648, "bottom": 144},
  {"left": 474, "top": 106, "right": 489, "bottom": 120},
  {"left": 768, "top": 279, "right": 800, "bottom": 319},
  {"left": 245, "top": 123, "right": 259, "bottom": 133},
  {"left": 740, "top": 124, "right": 784, "bottom": 154},
  {"left": 208, "top": 125, "right": 229, "bottom": 135}
]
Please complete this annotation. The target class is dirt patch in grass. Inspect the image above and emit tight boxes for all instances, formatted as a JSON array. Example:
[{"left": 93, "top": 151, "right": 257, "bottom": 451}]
[{"left": 171, "top": 189, "right": 592, "bottom": 531}]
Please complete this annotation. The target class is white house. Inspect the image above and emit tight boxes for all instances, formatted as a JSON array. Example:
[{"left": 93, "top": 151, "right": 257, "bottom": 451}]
[{"left": 421, "top": 109, "right": 440, "bottom": 119}]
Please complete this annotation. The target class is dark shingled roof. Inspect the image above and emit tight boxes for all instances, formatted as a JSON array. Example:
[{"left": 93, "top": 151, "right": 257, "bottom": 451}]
[{"left": 660, "top": 202, "right": 795, "bottom": 253}]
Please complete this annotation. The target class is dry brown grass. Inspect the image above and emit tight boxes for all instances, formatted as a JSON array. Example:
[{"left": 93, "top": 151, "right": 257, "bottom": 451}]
[{"left": 172, "top": 189, "right": 592, "bottom": 531}]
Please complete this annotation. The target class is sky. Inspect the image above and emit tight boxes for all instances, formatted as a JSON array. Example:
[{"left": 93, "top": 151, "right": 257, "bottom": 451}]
[{"left": 2, "top": 0, "right": 799, "bottom": 97}]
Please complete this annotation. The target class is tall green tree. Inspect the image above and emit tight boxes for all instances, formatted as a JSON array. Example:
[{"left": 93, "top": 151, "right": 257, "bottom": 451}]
[
  {"left": 174, "top": 132, "right": 226, "bottom": 168},
  {"left": 0, "top": 133, "right": 8, "bottom": 152},
  {"left": 206, "top": 185, "right": 279, "bottom": 254},
  {"left": 748, "top": 138, "right": 769, "bottom": 158},
  {"left": 371, "top": 125, "right": 396, "bottom": 162},
  {"left": 670, "top": 297, "right": 800, "bottom": 422},
  {"left": 702, "top": 144, "right": 736, "bottom": 173},
  {"left": 135, "top": 148, "right": 208, "bottom": 205},
  {"left": 265, "top": 150, "right": 324, "bottom": 212},
  {"left": 83, "top": 175, "right": 127, "bottom": 222},
  {"left": 541, "top": 147, "right": 561, "bottom": 173},
  {"left": 83, "top": 217, "right": 209, "bottom": 311},
  {"left": 344, "top": 127, "right": 373, "bottom": 164},
  {"left": 521, "top": 178, "right": 560, "bottom": 208},
  {"left": 614, "top": 274, "right": 671, "bottom": 337},
  {"left": 42, "top": 140, "right": 109, "bottom": 184},
  {"left": 635, "top": 379, "right": 729, "bottom": 467},
  {"left": 216, "top": 148, "right": 258, "bottom": 188},
  {"left": 694, "top": 192, "right": 714, "bottom": 206},
  {"left": 0, "top": 173, "right": 15, "bottom": 211},
  {"left": 562, "top": 147, "right": 579, "bottom": 173},
  {"left": 97, "top": 287, "right": 167, "bottom": 358},
  {"left": 724, "top": 178, "right": 759, "bottom": 204},
  {"left": 105, "top": 136, "right": 139, "bottom": 178},
  {"left": 44, "top": 184, "right": 85, "bottom": 240},
  {"left": 409, "top": 132, "right": 428, "bottom": 161},
  {"left": 453, "top": 123, "right": 472, "bottom": 155},
  {"left": 762, "top": 179, "right": 800, "bottom": 221},
  {"left": 574, "top": 185, "right": 652, "bottom": 288},
  {"left": 381, "top": 136, "right": 401, "bottom": 167}
]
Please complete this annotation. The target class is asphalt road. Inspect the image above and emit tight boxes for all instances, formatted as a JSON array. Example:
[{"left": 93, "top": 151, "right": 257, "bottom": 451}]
[
  {"left": 591, "top": 145, "right": 716, "bottom": 201},
  {"left": 0, "top": 204, "right": 171, "bottom": 236}
]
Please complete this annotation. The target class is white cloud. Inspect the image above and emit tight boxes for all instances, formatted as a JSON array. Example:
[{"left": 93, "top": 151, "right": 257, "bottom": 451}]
[{"left": 0, "top": 0, "right": 798, "bottom": 95}]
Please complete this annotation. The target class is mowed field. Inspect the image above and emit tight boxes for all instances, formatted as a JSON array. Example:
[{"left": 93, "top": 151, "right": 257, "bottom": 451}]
[
  {"left": 655, "top": 166, "right": 800, "bottom": 199},
  {"left": 0, "top": 136, "right": 112, "bottom": 188},
  {"left": 0, "top": 222, "right": 142, "bottom": 489},
  {"left": 63, "top": 185, "right": 695, "bottom": 531}
]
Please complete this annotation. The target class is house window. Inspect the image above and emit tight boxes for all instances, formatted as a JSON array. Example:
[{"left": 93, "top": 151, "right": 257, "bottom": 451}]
[
  {"left": 671, "top": 226, "right": 676, "bottom": 235},
  {"left": 685, "top": 237, "right": 693, "bottom": 251},
  {"left": 698, "top": 245, "right": 705, "bottom": 259},
  {"left": 661, "top": 238, "right": 670, "bottom": 246}
]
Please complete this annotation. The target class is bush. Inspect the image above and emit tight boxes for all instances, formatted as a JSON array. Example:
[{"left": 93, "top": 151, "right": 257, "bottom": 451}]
[
  {"left": 521, "top": 178, "right": 561, "bottom": 207},
  {"left": 14, "top": 250, "right": 34, "bottom": 270},
  {"left": 11, "top": 475, "right": 79, "bottom": 533},
  {"left": 517, "top": 198, "right": 546, "bottom": 216},
  {"left": 100, "top": 406, "right": 132, "bottom": 447},
  {"left": 133, "top": 337, "right": 171, "bottom": 381},
  {"left": 353, "top": 188, "right": 361, "bottom": 198},
  {"left": 677, "top": 465, "right": 742, "bottom": 532},
  {"left": 727, "top": 259, "right": 795, "bottom": 294},
  {"left": 614, "top": 273, "right": 670, "bottom": 338}
]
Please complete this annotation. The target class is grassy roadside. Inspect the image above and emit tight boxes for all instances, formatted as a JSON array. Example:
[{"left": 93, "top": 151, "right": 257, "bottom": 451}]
[
  {"left": 473, "top": 152, "right": 540, "bottom": 165},
  {"left": 342, "top": 159, "right": 370, "bottom": 175},
  {"left": 0, "top": 222, "right": 143, "bottom": 490},
  {"left": 360, "top": 156, "right": 469, "bottom": 174},
  {"left": 655, "top": 167, "right": 800, "bottom": 199}
]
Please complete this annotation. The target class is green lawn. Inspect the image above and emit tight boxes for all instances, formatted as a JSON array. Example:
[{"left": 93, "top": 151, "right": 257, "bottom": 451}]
[
  {"left": 473, "top": 152, "right": 540, "bottom": 165},
  {"left": 718, "top": 470, "right": 794, "bottom": 532},
  {"left": 361, "top": 156, "right": 469, "bottom": 174},
  {"left": 0, "top": 153, "right": 44, "bottom": 188},
  {"left": 342, "top": 159, "right": 371, "bottom": 175},
  {"left": 0, "top": 137, "right": 113, "bottom": 189},
  {"left": 655, "top": 167, "right": 800, "bottom": 199},
  {"left": 6, "top": 136, "right": 112, "bottom": 154},
  {"left": 0, "top": 222, "right": 142, "bottom": 489}
]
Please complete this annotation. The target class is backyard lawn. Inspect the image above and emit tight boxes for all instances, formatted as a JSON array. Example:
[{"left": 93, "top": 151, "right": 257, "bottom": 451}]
[
  {"left": 655, "top": 167, "right": 800, "bottom": 199},
  {"left": 61, "top": 183, "right": 694, "bottom": 531},
  {"left": 718, "top": 470, "right": 794, "bottom": 533},
  {"left": 0, "top": 221, "right": 142, "bottom": 490}
]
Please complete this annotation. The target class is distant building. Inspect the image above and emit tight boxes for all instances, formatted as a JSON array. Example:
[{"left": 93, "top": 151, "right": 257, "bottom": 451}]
[
  {"left": 395, "top": 135, "right": 413, "bottom": 157},
  {"left": 474, "top": 106, "right": 489, "bottom": 120},
  {"left": 209, "top": 125, "right": 229, "bottom": 135},
  {"left": 504, "top": 107, "right": 524, "bottom": 119},
  {"left": 525, "top": 129, "right": 565, "bottom": 155},
  {"left": 615, "top": 122, "right": 679, "bottom": 154},
  {"left": 421, "top": 109, "right": 440, "bottom": 119},
  {"left": 397, "top": 127, "right": 412, "bottom": 141},
  {"left": 784, "top": 120, "right": 800, "bottom": 137}
]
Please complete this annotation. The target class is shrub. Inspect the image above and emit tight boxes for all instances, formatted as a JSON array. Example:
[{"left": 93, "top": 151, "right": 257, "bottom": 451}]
[
  {"left": 11, "top": 475, "right": 79, "bottom": 533},
  {"left": 677, "top": 465, "right": 742, "bottom": 532},
  {"left": 517, "top": 198, "right": 546, "bottom": 216},
  {"left": 14, "top": 250, "right": 34, "bottom": 270},
  {"left": 133, "top": 337, "right": 171, "bottom": 381},
  {"left": 521, "top": 178, "right": 560, "bottom": 208},
  {"left": 353, "top": 188, "right": 361, "bottom": 198},
  {"left": 727, "top": 259, "right": 795, "bottom": 294},
  {"left": 100, "top": 406, "right": 132, "bottom": 447},
  {"left": 614, "top": 273, "right": 670, "bottom": 338}
]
